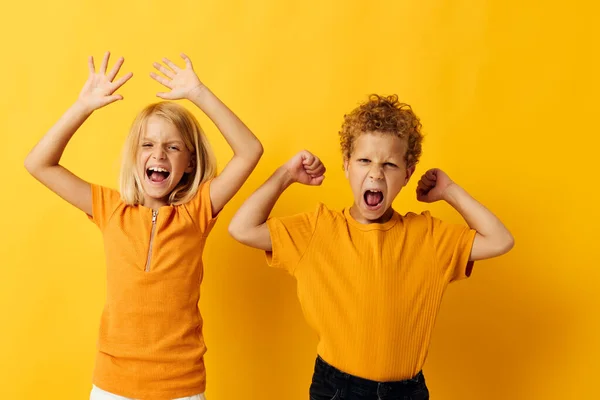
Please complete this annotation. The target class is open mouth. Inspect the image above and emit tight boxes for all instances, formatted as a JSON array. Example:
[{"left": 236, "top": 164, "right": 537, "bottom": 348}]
[
  {"left": 146, "top": 166, "right": 171, "bottom": 184},
  {"left": 363, "top": 189, "right": 384, "bottom": 209}
]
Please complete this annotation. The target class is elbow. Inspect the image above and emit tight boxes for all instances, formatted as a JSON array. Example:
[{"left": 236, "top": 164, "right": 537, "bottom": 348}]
[
  {"left": 251, "top": 140, "right": 264, "bottom": 164},
  {"left": 475, "top": 231, "right": 514, "bottom": 261},
  {"left": 24, "top": 156, "right": 38, "bottom": 176},
  {"left": 255, "top": 140, "right": 264, "bottom": 156},
  {"left": 24, "top": 159, "right": 32, "bottom": 174},
  {"left": 24, "top": 149, "right": 47, "bottom": 176},
  {"left": 248, "top": 138, "right": 263, "bottom": 161},
  {"left": 228, "top": 220, "right": 264, "bottom": 249},
  {"left": 228, "top": 221, "right": 246, "bottom": 244},
  {"left": 227, "top": 223, "right": 239, "bottom": 241},
  {"left": 234, "top": 139, "right": 263, "bottom": 168},
  {"left": 496, "top": 232, "right": 515, "bottom": 256},
  {"left": 503, "top": 233, "right": 515, "bottom": 254}
]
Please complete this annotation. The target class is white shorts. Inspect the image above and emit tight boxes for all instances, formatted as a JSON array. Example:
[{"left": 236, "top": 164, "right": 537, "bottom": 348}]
[{"left": 90, "top": 385, "right": 206, "bottom": 400}]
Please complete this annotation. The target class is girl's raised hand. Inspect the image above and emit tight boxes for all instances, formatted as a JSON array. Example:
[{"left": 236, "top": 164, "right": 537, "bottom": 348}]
[
  {"left": 150, "top": 53, "right": 204, "bottom": 100},
  {"left": 78, "top": 52, "right": 133, "bottom": 112}
]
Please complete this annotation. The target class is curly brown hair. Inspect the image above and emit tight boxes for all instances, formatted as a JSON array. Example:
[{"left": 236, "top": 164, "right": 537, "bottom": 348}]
[{"left": 339, "top": 94, "right": 423, "bottom": 168}]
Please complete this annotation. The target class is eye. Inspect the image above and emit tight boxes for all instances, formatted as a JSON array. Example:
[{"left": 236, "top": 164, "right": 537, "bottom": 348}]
[
  {"left": 385, "top": 162, "right": 398, "bottom": 168},
  {"left": 357, "top": 158, "right": 370, "bottom": 163},
  {"left": 168, "top": 145, "right": 180, "bottom": 151},
  {"left": 142, "top": 143, "right": 152, "bottom": 148}
]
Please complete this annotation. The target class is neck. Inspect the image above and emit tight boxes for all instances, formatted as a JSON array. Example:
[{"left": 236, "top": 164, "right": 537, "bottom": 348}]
[
  {"left": 143, "top": 197, "right": 169, "bottom": 210},
  {"left": 349, "top": 204, "right": 394, "bottom": 224}
]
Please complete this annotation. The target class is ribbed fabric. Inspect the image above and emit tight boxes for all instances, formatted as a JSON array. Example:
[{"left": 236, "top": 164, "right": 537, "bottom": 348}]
[
  {"left": 88, "top": 179, "right": 216, "bottom": 400},
  {"left": 266, "top": 204, "right": 476, "bottom": 381}
]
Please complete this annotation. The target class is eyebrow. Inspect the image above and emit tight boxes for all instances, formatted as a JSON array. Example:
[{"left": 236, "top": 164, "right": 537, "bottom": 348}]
[
  {"left": 141, "top": 138, "right": 185, "bottom": 145},
  {"left": 353, "top": 155, "right": 401, "bottom": 161}
]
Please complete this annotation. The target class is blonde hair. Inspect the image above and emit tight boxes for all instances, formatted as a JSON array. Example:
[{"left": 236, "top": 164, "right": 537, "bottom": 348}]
[{"left": 119, "top": 102, "right": 217, "bottom": 206}]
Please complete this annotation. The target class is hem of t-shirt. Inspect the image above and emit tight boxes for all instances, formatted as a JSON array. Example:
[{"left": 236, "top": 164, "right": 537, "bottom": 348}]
[
  {"left": 265, "top": 218, "right": 282, "bottom": 268},
  {"left": 87, "top": 184, "right": 100, "bottom": 224},
  {"left": 92, "top": 379, "right": 206, "bottom": 400},
  {"left": 201, "top": 178, "right": 220, "bottom": 236}
]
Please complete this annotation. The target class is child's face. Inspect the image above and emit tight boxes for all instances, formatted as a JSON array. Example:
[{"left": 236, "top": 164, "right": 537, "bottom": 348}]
[
  {"left": 137, "top": 115, "right": 194, "bottom": 208},
  {"left": 344, "top": 131, "right": 415, "bottom": 224}
]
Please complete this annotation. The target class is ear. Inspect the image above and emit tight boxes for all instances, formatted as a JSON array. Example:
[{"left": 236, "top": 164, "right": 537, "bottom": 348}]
[
  {"left": 404, "top": 165, "right": 416, "bottom": 186},
  {"left": 343, "top": 158, "right": 349, "bottom": 179},
  {"left": 185, "top": 154, "right": 196, "bottom": 174}
]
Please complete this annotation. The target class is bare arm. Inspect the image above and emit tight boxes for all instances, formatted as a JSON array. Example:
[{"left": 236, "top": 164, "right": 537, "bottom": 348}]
[
  {"left": 442, "top": 183, "right": 514, "bottom": 261},
  {"left": 229, "top": 151, "right": 326, "bottom": 251},
  {"left": 24, "top": 52, "right": 132, "bottom": 216},
  {"left": 417, "top": 168, "right": 514, "bottom": 261},
  {"left": 24, "top": 102, "right": 94, "bottom": 214},
  {"left": 189, "top": 85, "right": 263, "bottom": 216},
  {"left": 151, "top": 54, "right": 263, "bottom": 216}
]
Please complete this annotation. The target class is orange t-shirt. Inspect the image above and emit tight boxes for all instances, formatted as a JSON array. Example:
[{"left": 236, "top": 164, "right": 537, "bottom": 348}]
[
  {"left": 266, "top": 204, "right": 476, "bottom": 381},
  {"left": 88, "top": 179, "right": 216, "bottom": 399}
]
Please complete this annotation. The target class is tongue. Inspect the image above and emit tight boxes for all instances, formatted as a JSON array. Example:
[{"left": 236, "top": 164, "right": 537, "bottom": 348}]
[
  {"left": 366, "top": 191, "right": 383, "bottom": 206},
  {"left": 150, "top": 172, "right": 166, "bottom": 183}
]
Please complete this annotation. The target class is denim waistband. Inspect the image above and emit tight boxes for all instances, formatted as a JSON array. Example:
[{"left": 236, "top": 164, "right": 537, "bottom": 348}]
[{"left": 315, "top": 355, "right": 425, "bottom": 393}]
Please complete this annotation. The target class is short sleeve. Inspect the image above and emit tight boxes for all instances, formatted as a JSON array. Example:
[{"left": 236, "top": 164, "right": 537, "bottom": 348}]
[
  {"left": 265, "top": 205, "right": 321, "bottom": 274},
  {"left": 183, "top": 178, "right": 218, "bottom": 236},
  {"left": 88, "top": 184, "right": 122, "bottom": 231},
  {"left": 428, "top": 212, "right": 477, "bottom": 282}
]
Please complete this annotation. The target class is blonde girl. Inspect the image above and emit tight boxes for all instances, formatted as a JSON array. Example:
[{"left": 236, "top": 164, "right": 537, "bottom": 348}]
[{"left": 25, "top": 51, "right": 263, "bottom": 400}]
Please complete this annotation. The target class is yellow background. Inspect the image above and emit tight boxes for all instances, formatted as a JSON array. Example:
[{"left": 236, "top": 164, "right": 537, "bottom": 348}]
[{"left": 2, "top": 0, "right": 598, "bottom": 399}]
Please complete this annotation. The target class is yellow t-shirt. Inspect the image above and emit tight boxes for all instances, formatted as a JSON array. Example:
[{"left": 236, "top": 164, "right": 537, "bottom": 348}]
[
  {"left": 266, "top": 203, "right": 476, "bottom": 381},
  {"left": 88, "top": 179, "right": 216, "bottom": 400}
]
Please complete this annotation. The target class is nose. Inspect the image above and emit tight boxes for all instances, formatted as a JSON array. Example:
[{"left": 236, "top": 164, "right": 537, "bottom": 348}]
[
  {"left": 152, "top": 146, "right": 166, "bottom": 160},
  {"left": 369, "top": 165, "right": 384, "bottom": 181}
]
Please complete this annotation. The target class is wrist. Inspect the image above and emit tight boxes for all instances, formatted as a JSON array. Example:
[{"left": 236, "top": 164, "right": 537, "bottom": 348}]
[
  {"left": 186, "top": 84, "right": 210, "bottom": 102},
  {"left": 72, "top": 100, "right": 94, "bottom": 117},
  {"left": 442, "top": 182, "right": 463, "bottom": 205},
  {"left": 275, "top": 166, "right": 296, "bottom": 189}
]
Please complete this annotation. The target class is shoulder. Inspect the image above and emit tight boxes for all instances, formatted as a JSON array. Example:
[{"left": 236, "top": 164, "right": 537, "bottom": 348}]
[
  {"left": 90, "top": 183, "right": 124, "bottom": 205},
  {"left": 314, "top": 202, "right": 347, "bottom": 224},
  {"left": 396, "top": 210, "right": 436, "bottom": 233}
]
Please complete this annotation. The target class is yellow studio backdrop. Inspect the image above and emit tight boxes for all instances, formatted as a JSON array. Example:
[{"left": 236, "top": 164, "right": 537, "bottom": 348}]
[{"left": 1, "top": 0, "right": 598, "bottom": 399}]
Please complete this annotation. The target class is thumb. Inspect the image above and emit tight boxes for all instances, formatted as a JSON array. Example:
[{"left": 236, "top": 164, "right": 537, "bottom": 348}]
[
  {"left": 301, "top": 152, "right": 314, "bottom": 165},
  {"left": 100, "top": 94, "right": 123, "bottom": 107},
  {"left": 311, "top": 175, "right": 325, "bottom": 186},
  {"left": 416, "top": 188, "right": 427, "bottom": 202}
]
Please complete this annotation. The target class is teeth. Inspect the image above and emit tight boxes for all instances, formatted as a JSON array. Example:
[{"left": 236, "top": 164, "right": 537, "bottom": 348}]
[{"left": 148, "top": 167, "right": 168, "bottom": 172}]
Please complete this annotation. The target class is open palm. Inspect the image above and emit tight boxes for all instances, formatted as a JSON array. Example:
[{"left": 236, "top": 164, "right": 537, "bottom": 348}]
[
  {"left": 78, "top": 52, "right": 133, "bottom": 112},
  {"left": 150, "top": 53, "right": 204, "bottom": 100}
]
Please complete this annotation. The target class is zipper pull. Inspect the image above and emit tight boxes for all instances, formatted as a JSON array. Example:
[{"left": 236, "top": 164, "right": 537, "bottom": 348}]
[{"left": 152, "top": 210, "right": 158, "bottom": 223}]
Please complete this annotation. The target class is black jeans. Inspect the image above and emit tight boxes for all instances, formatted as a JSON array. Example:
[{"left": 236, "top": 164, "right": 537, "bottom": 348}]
[{"left": 309, "top": 356, "right": 429, "bottom": 400}]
